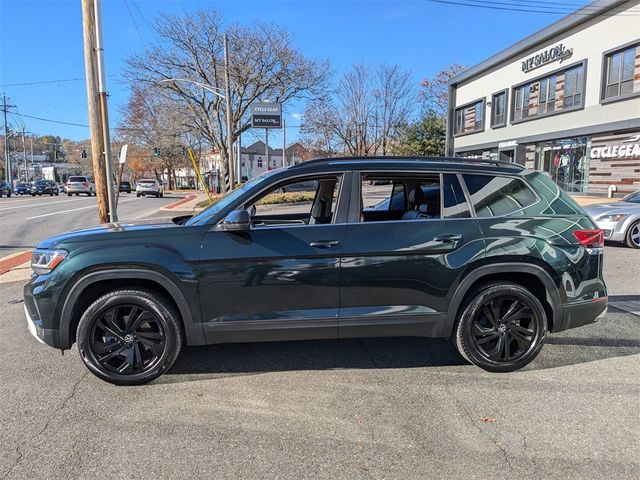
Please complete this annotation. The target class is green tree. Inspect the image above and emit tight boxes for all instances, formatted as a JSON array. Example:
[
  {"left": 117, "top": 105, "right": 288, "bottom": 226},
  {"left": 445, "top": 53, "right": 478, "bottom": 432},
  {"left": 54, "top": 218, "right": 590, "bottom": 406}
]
[{"left": 396, "top": 114, "right": 446, "bottom": 157}]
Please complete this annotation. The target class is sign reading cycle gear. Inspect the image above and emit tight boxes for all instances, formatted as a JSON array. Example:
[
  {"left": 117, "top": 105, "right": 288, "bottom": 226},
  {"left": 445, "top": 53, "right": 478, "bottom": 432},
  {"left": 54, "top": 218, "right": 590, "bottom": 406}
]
[
  {"left": 522, "top": 43, "right": 573, "bottom": 73},
  {"left": 251, "top": 102, "right": 282, "bottom": 128}
]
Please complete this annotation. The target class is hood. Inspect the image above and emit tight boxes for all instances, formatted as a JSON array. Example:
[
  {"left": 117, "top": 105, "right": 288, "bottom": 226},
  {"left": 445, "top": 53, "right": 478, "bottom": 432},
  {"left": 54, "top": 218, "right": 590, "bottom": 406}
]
[
  {"left": 37, "top": 220, "right": 181, "bottom": 249},
  {"left": 584, "top": 201, "right": 640, "bottom": 218}
]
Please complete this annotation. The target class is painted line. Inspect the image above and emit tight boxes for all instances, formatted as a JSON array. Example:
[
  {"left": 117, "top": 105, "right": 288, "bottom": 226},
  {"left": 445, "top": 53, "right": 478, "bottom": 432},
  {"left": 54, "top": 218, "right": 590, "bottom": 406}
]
[
  {"left": 25, "top": 198, "right": 138, "bottom": 220},
  {"left": 0, "top": 197, "right": 96, "bottom": 212},
  {"left": 162, "top": 193, "right": 196, "bottom": 209},
  {"left": 0, "top": 251, "right": 32, "bottom": 275}
]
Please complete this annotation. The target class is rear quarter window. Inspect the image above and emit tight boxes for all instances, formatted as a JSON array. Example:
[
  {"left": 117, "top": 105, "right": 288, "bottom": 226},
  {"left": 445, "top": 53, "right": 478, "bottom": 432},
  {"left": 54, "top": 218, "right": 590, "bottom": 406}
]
[{"left": 463, "top": 174, "right": 537, "bottom": 217}]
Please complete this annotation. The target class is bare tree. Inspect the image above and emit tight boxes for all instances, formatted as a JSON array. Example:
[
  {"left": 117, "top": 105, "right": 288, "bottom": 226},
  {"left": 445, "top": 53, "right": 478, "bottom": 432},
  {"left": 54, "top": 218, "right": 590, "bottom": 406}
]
[
  {"left": 418, "top": 64, "right": 466, "bottom": 115},
  {"left": 125, "top": 10, "right": 329, "bottom": 191},
  {"left": 301, "top": 63, "right": 415, "bottom": 156},
  {"left": 118, "top": 86, "right": 193, "bottom": 189}
]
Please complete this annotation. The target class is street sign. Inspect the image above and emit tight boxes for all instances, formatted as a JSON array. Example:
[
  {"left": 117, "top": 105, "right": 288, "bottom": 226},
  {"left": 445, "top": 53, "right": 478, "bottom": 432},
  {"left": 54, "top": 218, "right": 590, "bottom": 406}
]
[
  {"left": 118, "top": 144, "right": 128, "bottom": 164},
  {"left": 251, "top": 102, "right": 282, "bottom": 128}
]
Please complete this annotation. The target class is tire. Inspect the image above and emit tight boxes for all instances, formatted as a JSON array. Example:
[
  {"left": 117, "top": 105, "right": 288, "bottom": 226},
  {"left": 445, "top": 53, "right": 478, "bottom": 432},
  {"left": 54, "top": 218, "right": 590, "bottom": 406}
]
[
  {"left": 625, "top": 221, "right": 640, "bottom": 249},
  {"left": 137, "top": 193, "right": 141, "bottom": 198},
  {"left": 155, "top": 193, "right": 160, "bottom": 198},
  {"left": 454, "top": 281, "right": 547, "bottom": 373},
  {"left": 68, "top": 193, "right": 72, "bottom": 197},
  {"left": 76, "top": 288, "right": 183, "bottom": 386},
  {"left": 75, "top": 193, "right": 79, "bottom": 196},
  {"left": 7, "top": 191, "right": 10, "bottom": 197}
]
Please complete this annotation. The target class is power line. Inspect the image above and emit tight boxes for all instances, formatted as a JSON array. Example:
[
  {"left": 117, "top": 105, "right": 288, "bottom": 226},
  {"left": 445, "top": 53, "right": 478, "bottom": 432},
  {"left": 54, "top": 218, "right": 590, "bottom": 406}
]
[
  {"left": 0, "top": 75, "right": 117, "bottom": 88},
  {"left": 12, "top": 112, "right": 89, "bottom": 128},
  {"left": 424, "top": 0, "right": 640, "bottom": 15},
  {"left": 124, "top": 0, "right": 145, "bottom": 45}
]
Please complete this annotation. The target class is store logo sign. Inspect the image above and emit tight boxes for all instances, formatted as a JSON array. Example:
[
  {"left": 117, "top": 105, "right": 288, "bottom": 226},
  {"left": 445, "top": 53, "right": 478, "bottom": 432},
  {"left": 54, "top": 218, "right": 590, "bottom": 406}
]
[
  {"left": 591, "top": 136, "right": 640, "bottom": 159},
  {"left": 522, "top": 43, "right": 573, "bottom": 73}
]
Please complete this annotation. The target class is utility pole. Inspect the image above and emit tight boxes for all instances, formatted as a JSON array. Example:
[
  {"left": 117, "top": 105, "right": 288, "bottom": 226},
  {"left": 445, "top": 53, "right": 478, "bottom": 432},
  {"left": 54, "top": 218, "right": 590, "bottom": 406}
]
[
  {"left": 237, "top": 130, "right": 242, "bottom": 182},
  {"left": 265, "top": 129, "right": 269, "bottom": 170},
  {"left": 2, "top": 95, "right": 16, "bottom": 184},
  {"left": 223, "top": 34, "right": 235, "bottom": 188},
  {"left": 282, "top": 118, "right": 287, "bottom": 167},
  {"left": 81, "top": 0, "right": 117, "bottom": 223},
  {"left": 21, "top": 127, "right": 29, "bottom": 182},
  {"left": 29, "top": 136, "right": 33, "bottom": 181}
]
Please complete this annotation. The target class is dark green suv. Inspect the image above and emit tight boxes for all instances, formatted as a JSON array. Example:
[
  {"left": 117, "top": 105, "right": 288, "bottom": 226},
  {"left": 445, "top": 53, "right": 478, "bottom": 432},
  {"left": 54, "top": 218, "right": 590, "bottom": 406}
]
[{"left": 23, "top": 157, "right": 608, "bottom": 385}]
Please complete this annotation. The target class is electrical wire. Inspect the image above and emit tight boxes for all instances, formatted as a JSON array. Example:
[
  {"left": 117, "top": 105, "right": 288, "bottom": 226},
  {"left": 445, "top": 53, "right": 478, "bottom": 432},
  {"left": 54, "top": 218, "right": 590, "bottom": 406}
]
[
  {"left": 12, "top": 112, "right": 89, "bottom": 128},
  {"left": 424, "top": 0, "right": 640, "bottom": 16}
]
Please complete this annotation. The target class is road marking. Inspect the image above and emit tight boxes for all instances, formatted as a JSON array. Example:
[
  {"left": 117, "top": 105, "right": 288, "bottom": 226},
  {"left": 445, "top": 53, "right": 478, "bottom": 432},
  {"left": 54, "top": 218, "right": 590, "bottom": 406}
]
[
  {"left": 0, "top": 197, "right": 96, "bottom": 212},
  {"left": 25, "top": 198, "right": 137, "bottom": 220}
]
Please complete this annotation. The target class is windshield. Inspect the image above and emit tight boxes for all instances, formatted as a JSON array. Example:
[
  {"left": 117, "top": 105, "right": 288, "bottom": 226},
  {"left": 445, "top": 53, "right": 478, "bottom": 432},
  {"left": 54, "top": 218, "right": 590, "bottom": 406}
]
[
  {"left": 623, "top": 192, "right": 640, "bottom": 203},
  {"left": 185, "top": 169, "right": 279, "bottom": 226},
  {"left": 69, "top": 176, "right": 86, "bottom": 182}
]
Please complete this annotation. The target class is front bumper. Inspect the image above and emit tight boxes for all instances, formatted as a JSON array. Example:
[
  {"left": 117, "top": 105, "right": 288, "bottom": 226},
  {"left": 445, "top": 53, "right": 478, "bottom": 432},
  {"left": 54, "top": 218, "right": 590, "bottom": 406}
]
[
  {"left": 594, "top": 219, "right": 629, "bottom": 242},
  {"left": 137, "top": 189, "right": 160, "bottom": 195},
  {"left": 23, "top": 279, "right": 61, "bottom": 348}
]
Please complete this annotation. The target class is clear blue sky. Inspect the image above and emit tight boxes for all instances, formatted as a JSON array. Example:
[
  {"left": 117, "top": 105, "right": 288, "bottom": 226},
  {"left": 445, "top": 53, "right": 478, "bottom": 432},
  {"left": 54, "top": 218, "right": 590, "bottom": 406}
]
[{"left": 0, "top": 0, "right": 589, "bottom": 142}]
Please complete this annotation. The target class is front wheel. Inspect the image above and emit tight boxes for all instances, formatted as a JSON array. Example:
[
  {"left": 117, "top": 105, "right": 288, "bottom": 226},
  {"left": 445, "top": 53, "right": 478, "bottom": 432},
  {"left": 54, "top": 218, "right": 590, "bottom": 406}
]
[
  {"left": 454, "top": 281, "right": 547, "bottom": 372},
  {"left": 76, "top": 289, "right": 183, "bottom": 386},
  {"left": 625, "top": 221, "right": 640, "bottom": 249}
]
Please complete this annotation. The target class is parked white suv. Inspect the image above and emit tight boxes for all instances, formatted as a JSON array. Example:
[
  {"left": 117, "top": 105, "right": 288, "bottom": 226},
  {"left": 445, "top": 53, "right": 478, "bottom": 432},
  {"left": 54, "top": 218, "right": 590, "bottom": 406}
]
[
  {"left": 136, "top": 179, "right": 164, "bottom": 198},
  {"left": 66, "top": 176, "right": 95, "bottom": 196}
]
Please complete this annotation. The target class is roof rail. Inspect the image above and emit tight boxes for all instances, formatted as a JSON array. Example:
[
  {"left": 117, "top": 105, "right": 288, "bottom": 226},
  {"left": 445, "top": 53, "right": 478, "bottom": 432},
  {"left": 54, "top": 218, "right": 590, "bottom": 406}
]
[{"left": 289, "top": 155, "right": 525, "bottom": 170}]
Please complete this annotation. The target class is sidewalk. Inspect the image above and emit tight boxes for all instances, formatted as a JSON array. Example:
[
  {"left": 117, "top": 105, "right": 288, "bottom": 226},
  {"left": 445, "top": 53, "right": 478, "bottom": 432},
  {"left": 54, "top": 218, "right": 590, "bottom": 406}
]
[
  {"left": 570, "top": 195, "right": 613, "bottom": 206},
  {"left": 159, "top": 191, "right": 209, "bottom": 215}
]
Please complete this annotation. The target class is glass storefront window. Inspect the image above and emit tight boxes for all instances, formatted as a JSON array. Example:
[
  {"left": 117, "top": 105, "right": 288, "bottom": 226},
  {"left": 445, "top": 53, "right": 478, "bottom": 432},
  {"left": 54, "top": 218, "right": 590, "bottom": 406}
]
[{"left": 533, "top": 137, "right": 589, "bottom": 193}]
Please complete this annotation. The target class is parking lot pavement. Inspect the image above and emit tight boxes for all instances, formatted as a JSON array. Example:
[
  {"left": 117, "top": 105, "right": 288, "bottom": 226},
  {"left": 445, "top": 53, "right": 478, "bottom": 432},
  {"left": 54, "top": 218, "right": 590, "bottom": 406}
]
[{"left": 1, "top": 248, "right": 639, "bottom": 479}]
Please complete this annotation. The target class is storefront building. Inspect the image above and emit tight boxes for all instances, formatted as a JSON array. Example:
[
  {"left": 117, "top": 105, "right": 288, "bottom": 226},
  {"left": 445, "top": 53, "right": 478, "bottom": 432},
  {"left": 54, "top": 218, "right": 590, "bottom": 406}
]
[{"left": 447, "top": 0, "right": 640, "bottom": 194}]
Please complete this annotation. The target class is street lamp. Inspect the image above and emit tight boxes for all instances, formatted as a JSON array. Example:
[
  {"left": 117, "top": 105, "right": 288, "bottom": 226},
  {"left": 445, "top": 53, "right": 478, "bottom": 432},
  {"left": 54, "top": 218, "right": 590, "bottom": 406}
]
[{"left": 159, "top": 73, "right": 235, "bottom": 188}]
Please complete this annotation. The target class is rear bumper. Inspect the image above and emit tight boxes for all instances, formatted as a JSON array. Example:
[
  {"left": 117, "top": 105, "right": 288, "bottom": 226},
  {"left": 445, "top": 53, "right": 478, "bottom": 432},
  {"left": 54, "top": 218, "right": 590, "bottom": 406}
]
[{"left": 558, "top": 297, "right": 608, "bottom": 332}]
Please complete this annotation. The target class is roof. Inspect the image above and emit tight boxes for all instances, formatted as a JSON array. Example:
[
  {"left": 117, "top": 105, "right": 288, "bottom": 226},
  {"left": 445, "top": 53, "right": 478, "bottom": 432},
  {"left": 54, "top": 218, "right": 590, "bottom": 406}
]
[
  {"left": 288, "top": 156, "right": 525, "bottom": 173},
  {"left": 449, "top": 0, "right": 631, "bottom": 86}
]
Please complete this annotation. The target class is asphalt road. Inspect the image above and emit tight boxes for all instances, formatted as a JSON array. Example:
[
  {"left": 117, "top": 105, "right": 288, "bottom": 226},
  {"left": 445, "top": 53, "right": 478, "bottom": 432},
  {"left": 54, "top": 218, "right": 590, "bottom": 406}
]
[
  {"left": 0, "top": 243, "right": 639, "bottom": 478},
  {"left": 0, "top": 193, "right": 179, "bottom": 258}
]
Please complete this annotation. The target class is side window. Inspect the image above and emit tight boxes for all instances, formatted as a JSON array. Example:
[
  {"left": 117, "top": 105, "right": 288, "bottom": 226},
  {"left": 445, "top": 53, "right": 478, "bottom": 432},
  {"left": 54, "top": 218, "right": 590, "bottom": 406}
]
[
  {"left": 463, "top": 174, "right": 537, "bottom": 217},
  {"left": 442, "top": 174, "right": 471, "bottom": 218},
  {"left": 362, "top": 180, "right": 396, "bottom": 211},
  {"left": 360, "top": 175, "right": 441, "bottom": 222},
  {"left": 248, "top": 176, "right": 341, "bottom": 227}
]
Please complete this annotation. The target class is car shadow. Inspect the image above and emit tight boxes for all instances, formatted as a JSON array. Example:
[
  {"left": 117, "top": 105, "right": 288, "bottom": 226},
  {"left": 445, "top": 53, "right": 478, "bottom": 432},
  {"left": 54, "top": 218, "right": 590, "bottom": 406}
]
[
  {"left": 159, "top": 321, "right": 640, "bottom": 384},
  {"left": 160, "top": 337, "right": 466, "bottom": 384}
]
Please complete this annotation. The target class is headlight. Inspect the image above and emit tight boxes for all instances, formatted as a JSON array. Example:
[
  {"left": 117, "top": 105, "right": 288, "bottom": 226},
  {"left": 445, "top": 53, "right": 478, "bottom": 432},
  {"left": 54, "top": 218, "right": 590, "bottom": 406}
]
[
  {"left": 596, "top": 214, "right": 628, "bottom": 222},
  {"left": 31, "top": 249, "right": 68, "bottom": 275}
]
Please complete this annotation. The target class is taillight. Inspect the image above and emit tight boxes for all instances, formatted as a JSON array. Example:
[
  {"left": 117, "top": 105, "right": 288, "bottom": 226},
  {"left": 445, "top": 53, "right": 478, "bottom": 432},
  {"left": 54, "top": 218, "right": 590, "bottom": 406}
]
[
  {"left": 573, "top": 229, "right": 604, "bottom": 248},
  {"left": 83, "top": 182, "right": 89, "bottom": 187}
]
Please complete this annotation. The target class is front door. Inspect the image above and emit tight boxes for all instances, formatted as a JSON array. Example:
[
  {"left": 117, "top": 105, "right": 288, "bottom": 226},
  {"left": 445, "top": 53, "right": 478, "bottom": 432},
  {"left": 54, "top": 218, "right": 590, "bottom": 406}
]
[
  {"left": 198, "top": 174, "right": 347, "bottom": 343},
  {"left": 339, "top": 172, "right": 485, "bottom": 338}
]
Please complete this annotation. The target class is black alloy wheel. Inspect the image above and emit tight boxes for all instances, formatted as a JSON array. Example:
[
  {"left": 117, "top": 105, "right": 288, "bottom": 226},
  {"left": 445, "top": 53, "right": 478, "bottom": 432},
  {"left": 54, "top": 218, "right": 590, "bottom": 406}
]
[
  {"left": 455, "top": 281, "right": 547, "bottom": 372},
  {"left": 77, "top": 289, "right": 183, "bottom": 385}
]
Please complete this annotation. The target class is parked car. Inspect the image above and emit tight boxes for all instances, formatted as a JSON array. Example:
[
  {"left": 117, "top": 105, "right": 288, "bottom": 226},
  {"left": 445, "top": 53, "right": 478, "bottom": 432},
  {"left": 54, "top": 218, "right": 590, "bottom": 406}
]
[
  {"left": 31, "top": 180, "right": 59, "bottom": 196},
  {"left": 58, "top": 183, "right": 67, "bottom": 193},
  {"left": 16, "top": 183, "right": 31, "bottom": 195},
  {"left": 119, "top": 181, "right": 132, "bottom": 193},
  {"left": 136, "top": 179, "right": 164, "bottom": 198},
  {"left": 66, "top": 176, "right": 95, "bottom": 196},
  {"left": 585, "top": 190, "right": 640, "bottom": 249},
  {"left": 24, "top": 157, "right": 607, "bottom": 385},
  {"left": 0, "top": 181, "right": 11, "bottom": 197}
]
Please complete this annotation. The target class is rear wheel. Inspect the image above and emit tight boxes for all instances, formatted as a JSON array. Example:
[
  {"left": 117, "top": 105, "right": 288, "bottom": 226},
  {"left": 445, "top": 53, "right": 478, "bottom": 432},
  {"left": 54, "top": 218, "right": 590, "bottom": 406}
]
[
  {"left": 76, "top": 289, "right": 183, "bottom": 386},
  {"left": 454, "top": 281, "right": 547, "bottom": 372},
  {"left": 68, "top": 193, "right": 72, "bottom": 197},
  {"left": 625, "top": 221, "right": 640, "bottom": 249}
]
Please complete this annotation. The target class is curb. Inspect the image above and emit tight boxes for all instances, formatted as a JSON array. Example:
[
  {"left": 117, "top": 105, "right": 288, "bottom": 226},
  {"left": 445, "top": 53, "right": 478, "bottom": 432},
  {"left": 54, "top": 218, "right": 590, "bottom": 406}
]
[
  {"left": 159, "top": 193, "right": 197, "bottom": 212},
  {"left": 0, "top": 251, "right": 32, "bottom": 276}
]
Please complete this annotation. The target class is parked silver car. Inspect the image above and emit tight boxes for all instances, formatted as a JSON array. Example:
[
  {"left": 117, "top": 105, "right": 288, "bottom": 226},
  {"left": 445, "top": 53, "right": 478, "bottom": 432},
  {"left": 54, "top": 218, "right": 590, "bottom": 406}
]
[{"left": 585, "top": 191, "right": 640, "bottom": 249}]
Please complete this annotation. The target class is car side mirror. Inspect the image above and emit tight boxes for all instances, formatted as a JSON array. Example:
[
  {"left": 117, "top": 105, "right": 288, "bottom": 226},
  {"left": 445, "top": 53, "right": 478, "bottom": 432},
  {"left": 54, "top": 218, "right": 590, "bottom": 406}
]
[{"left": 218, "top": 209, "right": 251, "bottom": 232}]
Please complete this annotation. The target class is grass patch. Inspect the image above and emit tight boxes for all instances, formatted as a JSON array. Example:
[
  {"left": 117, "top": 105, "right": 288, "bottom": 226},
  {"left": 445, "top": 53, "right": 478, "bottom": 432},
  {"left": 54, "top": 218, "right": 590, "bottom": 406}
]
[{"left": 196, "top": 191, "right": 315, "bottom": 209}]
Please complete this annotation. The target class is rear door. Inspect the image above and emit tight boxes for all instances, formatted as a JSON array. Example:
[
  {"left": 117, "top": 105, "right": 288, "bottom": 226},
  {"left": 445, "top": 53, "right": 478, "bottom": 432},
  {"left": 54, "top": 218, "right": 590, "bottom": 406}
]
[{"left": 338, "top": 171, "right": 485, "bottom": 338}]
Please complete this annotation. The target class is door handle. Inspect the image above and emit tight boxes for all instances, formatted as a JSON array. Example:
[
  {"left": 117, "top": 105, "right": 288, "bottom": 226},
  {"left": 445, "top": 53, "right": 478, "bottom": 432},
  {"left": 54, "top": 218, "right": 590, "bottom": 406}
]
[
  {"left": 310, "top": 240, "right": 340, "bottom": 248},
  {"left": 433, "top": 234, "right": 462, "bottom": 244}
]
